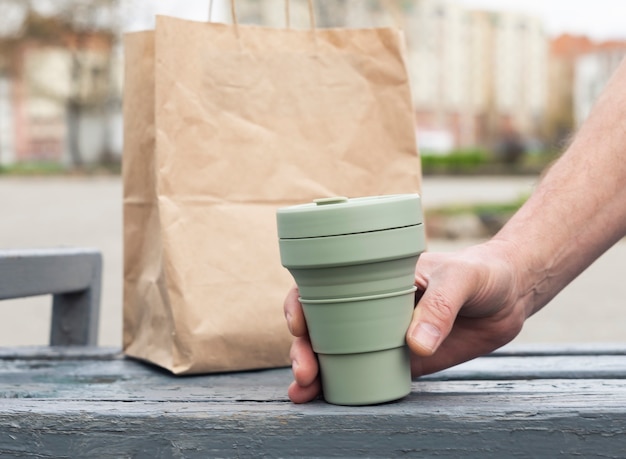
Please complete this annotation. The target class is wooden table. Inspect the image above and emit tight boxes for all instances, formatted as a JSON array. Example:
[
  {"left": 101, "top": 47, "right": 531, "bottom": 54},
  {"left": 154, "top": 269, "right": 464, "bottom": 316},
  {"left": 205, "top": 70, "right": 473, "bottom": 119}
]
[{"left": 1, "top": 345, "right": 626, "bottom": 457}]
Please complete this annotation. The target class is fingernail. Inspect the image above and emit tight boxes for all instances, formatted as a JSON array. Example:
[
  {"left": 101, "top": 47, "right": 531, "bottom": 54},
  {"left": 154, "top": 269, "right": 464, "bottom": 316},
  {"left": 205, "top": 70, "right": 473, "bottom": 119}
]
[
  {"left": 285, "top": 311, "right": 293, "bottom": 334},
  {"left": 411, "top": 322, "right": 441, "bottom": 353}
]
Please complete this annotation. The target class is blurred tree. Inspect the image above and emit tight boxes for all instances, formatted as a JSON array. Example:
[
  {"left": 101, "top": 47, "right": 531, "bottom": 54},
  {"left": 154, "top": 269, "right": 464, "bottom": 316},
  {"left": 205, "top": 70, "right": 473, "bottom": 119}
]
[{"left": 0, "top": 0, "right": 120, "bottom": 167}]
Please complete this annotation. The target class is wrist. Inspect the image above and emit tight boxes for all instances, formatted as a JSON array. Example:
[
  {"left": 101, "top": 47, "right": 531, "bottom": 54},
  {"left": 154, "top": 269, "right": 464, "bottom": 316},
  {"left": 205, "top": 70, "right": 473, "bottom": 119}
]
[{"left": 480, "top": 236, "right": 539, "bottom": 319}]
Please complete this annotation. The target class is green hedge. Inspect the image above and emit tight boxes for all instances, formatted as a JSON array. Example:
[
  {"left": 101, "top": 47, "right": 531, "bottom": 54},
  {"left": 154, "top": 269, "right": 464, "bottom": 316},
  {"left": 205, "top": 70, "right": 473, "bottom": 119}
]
[
  {"left": 426, "top": 194, "right": 529, "bottom": 217},
  {"left": 420, "top": 148, "right": 559, "bottom": 175},
  {"left": 420, "top": 149, "right": 489, "bottom": 172},
  {"left": 0, "top": 161, "right": 67, "bottom": 176}
]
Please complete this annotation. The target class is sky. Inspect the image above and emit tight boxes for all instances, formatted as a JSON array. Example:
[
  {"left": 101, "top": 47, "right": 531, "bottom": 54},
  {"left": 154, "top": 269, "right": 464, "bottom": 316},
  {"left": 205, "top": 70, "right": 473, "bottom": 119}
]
[{"left": 124, "top": 0, "right": 626, "bottom": 41}]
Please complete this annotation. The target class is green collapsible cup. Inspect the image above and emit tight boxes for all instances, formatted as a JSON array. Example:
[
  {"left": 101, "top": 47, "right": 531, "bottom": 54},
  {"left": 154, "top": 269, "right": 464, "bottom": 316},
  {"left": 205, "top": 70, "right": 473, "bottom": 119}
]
[{"left": 277, "top": 194, "right": 426, "bottom": 405}]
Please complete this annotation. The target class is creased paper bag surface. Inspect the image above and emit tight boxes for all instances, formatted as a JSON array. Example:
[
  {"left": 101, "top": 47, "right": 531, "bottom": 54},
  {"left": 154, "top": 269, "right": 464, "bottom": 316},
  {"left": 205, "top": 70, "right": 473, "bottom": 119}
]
[{"left": 123, "top": 16, "right": 421, "bottom": 374}]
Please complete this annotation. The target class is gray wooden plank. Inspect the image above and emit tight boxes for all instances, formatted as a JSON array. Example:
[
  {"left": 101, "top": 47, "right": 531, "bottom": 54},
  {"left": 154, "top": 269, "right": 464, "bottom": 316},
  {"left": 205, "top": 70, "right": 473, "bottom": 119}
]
[
  {"left": 0, "top": 345, "right": 121, "bottom": 360},
  {"left": 422, "top": 354, "right": 626, "bottom": 380},
  {"left": 2, "top": 354, "right": 626, "bottom": 401},
  {"left": 1, "top": 396, "right": 625, "bottom": 458},
  {"left": 492, "top": 342, "right": 626, "bottom": 356}
]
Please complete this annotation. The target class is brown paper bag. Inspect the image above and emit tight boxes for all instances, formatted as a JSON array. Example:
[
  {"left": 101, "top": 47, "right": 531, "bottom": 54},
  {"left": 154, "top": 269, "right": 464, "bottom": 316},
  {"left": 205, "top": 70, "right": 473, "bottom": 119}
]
[{"left": 122, "top": 11, "right": 421, "bottom": 374}]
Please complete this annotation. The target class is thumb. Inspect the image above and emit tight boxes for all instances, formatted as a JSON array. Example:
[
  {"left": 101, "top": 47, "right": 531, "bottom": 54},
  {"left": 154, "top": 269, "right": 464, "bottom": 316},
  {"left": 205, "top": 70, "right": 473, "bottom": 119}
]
[{"left": 407, "top": 260, "right": 474, "bottom": 356}]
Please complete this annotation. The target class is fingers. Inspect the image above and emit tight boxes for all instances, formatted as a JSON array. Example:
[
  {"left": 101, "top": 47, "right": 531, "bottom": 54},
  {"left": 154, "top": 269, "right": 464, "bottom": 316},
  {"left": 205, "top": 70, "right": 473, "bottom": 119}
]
[
  {"left": 283, "top": 285, "right": 307, "bottom": 337},
  {"left": 288, "top": 336, "right": 321, "bottom": 403},
  {"left": 407, "top": 254, "right": 475, "bottom": 357},
  {"left": 288, "top": 379, "right": 321, "bottom": 404},
  {"left": 407, "top": 289, "right": 458, "bottom": 356},
  {"left": 410, "top": 308, "right": 525, "bottom": 377},
  {"left": 290, "top": 336, "right": 318, "bottom": 386},
  {"left": 410, "top": 317, "right": 498, "bottom": 377},
  {"left": 284, "top": 286, "right": 321, "bottom": 403}
]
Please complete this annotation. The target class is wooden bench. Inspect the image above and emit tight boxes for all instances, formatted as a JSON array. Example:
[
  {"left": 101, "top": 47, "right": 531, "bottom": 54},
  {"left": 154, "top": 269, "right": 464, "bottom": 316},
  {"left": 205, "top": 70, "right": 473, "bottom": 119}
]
[
  {"left": 2, "top": 345, "right": 626, "bottom": 456},
  {"left": 0, "top": 248, "right": 101, "bottom": 345},
  {"left": 1, "top": 249, "right": 626, "bottom": 457}
]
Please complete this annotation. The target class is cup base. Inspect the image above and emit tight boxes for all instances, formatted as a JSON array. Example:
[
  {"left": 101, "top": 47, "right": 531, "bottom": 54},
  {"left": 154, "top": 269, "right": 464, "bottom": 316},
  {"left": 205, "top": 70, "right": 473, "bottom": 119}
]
[{"left": 318, "top": 346, "right": 411, "bottom": 406}]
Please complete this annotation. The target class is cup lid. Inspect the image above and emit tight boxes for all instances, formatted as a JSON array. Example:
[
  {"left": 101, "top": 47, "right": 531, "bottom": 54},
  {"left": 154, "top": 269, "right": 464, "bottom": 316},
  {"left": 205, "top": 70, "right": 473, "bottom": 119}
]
[{"left": 277, "top": 194, "right": 422, "bottom": 239}]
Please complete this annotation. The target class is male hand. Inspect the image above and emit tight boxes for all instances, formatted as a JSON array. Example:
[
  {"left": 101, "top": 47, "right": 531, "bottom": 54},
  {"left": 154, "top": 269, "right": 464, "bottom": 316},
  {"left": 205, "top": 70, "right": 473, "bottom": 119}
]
[{"left": 284, "top": 240, "right": 529, "bottom": 403}]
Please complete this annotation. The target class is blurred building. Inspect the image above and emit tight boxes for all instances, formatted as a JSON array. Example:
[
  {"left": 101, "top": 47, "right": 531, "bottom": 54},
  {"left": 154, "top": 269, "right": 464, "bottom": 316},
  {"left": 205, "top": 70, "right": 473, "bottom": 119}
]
[
  {"left": 403, "top": 1, "right": 547, "bottom": 153},
  {"left": 546, "top": 34, "right": 594, "bottom": 147},
  {"left": 6, "top": 43, "right": 69, "bottom": 164},
  {"left": 405, "top": 0, "right": 475, "bottom": 152},
  {"left": 0, "top": 71, "right": 14, "bottom": 165},
  {"left": 0, "top": 8, "right": 121, "bottom": 167},
  {"left": 574, "top": 41, "right": 626, "bottom": 126},
  {"left": 546, "top": 34, "right": 626, "bottom": 148}
]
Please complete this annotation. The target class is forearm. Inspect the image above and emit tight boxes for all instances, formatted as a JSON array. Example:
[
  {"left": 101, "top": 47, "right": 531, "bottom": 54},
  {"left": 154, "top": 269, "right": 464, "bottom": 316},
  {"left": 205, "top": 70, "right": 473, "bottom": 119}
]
[{"left": 494, "top": 58, "right": 626, "bottom": 316}]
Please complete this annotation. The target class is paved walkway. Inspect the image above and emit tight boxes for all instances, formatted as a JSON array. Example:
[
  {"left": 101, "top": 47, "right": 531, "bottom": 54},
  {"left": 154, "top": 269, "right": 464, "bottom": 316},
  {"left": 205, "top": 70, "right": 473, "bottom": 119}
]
[
  {"left": 420, "top": 175, "right": 539, "bottom": 207},
  {"left": 1, "top": 176, "right": 122, "bottom": 346},
  {"left": 0, "top": 176, "right": 623, "bottom": 347}
]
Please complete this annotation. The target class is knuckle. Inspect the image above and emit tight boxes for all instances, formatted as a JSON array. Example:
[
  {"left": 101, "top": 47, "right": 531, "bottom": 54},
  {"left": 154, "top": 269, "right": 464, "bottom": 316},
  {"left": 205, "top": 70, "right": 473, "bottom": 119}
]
[
  {"left": 289, "top": 336, "right": 305, "bottom": 361},
  {"left": 283, "top": 287, "right": 298, "bottom": 314},
  {"left": 425, "top": 289, "right": 457, "bottom": 328}
]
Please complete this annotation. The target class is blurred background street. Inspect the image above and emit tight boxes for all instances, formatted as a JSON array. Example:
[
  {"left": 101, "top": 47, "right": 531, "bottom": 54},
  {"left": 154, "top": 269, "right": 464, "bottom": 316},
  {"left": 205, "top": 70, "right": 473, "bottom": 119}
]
[{"left": 1, "top": 0, "right": 625, "bottom": 347}]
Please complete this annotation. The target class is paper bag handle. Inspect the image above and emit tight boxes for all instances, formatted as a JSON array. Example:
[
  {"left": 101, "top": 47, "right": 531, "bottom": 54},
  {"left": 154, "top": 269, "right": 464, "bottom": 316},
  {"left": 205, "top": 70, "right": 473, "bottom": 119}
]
[
  {"left": 285, "top": 0, "right": 317, "bottom": 31},
  {"left": 208, "top": 0, "right": 317, "bottom": 32}
]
